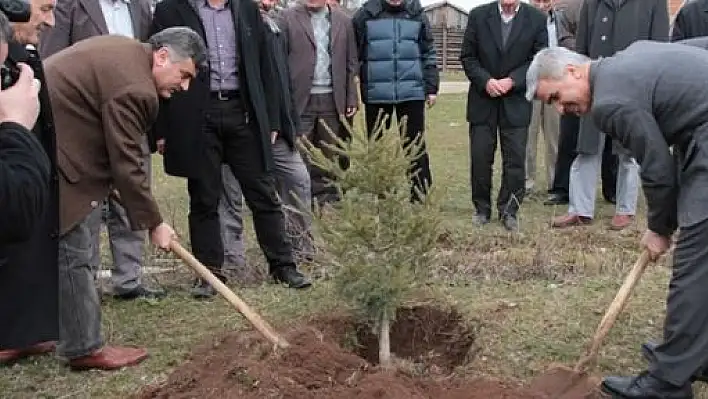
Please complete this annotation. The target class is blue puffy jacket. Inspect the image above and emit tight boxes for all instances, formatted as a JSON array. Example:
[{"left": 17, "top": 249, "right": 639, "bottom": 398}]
[{"left": 352, "top": 0, "right": 439, "bottom": 104}]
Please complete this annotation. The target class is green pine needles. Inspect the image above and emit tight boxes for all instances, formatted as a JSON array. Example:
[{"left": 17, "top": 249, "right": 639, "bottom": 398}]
[{"left": 298, "top": 112, "right": 445, "bottom": 370}]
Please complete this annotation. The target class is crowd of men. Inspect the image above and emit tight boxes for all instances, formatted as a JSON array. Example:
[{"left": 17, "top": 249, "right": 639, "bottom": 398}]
[
  {"left": 3, "top": 0, "right": 708, "bottom": 396},
  {"left": 0, "top": 0, "right": 440, "bottom": 373}
]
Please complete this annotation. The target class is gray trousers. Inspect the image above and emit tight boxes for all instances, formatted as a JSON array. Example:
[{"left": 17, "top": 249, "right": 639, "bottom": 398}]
[
  {"left": 88, "top": 151, "right": 150, "bottom": 293},
  {"left": 568, "top": 133, "right": 639, "bottom": 217},
  {"left": 298, "top": 92, "right": 344, "bottom": 204},
  {"left": 526, "top": 100, "right": 560, "bottom": 191},
  {"left": 57, "top": 207, "right": 104, "bottom": 360},
  {"left": 219, "top": 137, "right": 313, "bottom": 269},
  {"left": 648, "top": 218, "right": 708, "bottom": 386}
]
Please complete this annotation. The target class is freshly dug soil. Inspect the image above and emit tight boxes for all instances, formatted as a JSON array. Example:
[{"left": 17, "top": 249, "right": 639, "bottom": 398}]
[
  {"left": 353, "top": 305, "right": 476, "bottom": 371},
  {"left": 135, "top": 305, "right": 597, "bottom": 399},
  {"left": 528, "top": 366, "right": 606, "bottom": 399}
]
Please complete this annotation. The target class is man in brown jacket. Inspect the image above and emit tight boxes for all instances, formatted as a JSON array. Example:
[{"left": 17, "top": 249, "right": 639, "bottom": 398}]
[
  {"left": 46, "top": 27, "right": 206, "bottom": 371},
  {"left": 280, "top": 0, "right": 359, "bottom": 206},
  {"left": 38, "top": 0, "right": 164, "bottom": 301}
]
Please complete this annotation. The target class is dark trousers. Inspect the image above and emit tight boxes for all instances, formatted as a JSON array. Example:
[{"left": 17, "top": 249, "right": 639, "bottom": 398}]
[
  {"left": 601, "top": 138, "right": 618, "bottom": 203},
  {"left": 364, "top": 100, "right": 432, "bottom": 201},
  {"left": 469, "top": 119, "right": 527, "bottom": 217},
  {"left": 187, "top": 97, "right": 294, "bottom": 276},
  {"left": 549, "top": 114, "right": 579, "bottom": 197},
  {"left": 648, "top": 217, "right": 708, "bottom": 386}
]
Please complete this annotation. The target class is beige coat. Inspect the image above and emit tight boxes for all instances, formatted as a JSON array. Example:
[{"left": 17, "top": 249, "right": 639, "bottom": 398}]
[{"left": 44, "top": 35, "right": 162, "bottom": 234}]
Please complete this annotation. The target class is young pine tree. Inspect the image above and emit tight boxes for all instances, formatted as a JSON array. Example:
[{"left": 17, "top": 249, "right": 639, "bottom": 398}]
[{"left": 298, "top": 114, "right": 444, "bottom": 370}]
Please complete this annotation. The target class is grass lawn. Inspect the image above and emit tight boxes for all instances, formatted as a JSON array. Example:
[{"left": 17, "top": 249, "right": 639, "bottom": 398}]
[
  {"left": 2, "top": 92, "right": 703, "bottom": 398},
  {"left": 440, "top": 70, "right": 469, "bottom": 82}
]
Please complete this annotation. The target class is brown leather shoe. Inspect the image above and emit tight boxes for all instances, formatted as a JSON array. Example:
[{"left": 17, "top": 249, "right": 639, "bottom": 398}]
[
  {"left": 69, "top": 345, "right": 148, "bottom": 371},
  {"left": 551, "top": 214, "right": 593, "bottom": 228},
  {"left": 610, "top": 214, "right": 634, "bottom": 230},
  {"left": 0, "top": 341, "right": 56, "bottom": 365}
]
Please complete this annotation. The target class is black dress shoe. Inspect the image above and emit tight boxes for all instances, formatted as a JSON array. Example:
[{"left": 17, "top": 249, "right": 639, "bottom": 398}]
[
  {"left": 272, "top": 267, "right": 311, "bottom": 289},
  {"left": 543, "top": 193, "right": 569, "bottom": 205},
  {"left": 602, "top": 371, "right": 693, "bottom": 398},
  {"left": 473, "top": 213, "right": 490, "bottom": 226},
  {"left": 501, "top": 214, "right": 518, "bottom": 232},
  {"left": 641, "top": 341, "right": 708, "bottom": 383},
  {"left": 642, "top": 340, "right": 659, "bottom": 363},
  {"left": 114, "top": 285, "right": 166, "bottom": 300},
  {"left": 190, "top": 279, "right": 217, "bottom": 299}
]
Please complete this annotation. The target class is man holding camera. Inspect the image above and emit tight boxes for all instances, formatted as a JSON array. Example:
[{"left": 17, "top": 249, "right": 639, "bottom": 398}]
[
  {"left": 0, "top": 0, "right": 60, "bottom": 364},
  {"left": 0, "top": 29, "right": 47, "bottom": 243}
]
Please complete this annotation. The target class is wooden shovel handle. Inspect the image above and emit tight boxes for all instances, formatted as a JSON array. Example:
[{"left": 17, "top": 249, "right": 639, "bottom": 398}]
[
  {"left": 170, "top": 241, "right": 290, "bottom": 349},
  {"left": 574, "top": 250, "right": 652, "bottom": 372}
]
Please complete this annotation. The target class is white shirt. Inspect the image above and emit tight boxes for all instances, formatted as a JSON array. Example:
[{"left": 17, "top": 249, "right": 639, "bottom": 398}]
[
  {"left": 498, "top": 2, "right": 520, "bottom": 23},
  {"left": 99, "top": 0, "right": 135, "bottom": 38},
  {"left": 547, "top": 11, "right": 558, "bottom": 47}
]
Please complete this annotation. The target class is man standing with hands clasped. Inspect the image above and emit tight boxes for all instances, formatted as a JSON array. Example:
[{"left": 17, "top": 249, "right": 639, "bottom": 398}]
[
  {"left": 47, "top": 27, "right": 206, "bottom": 370},
  {"left": 526, "top": 40, "right": 708, "bottom": 398},
  {"left": 460, "top": 0, "right": 547, "bottom": 231}
]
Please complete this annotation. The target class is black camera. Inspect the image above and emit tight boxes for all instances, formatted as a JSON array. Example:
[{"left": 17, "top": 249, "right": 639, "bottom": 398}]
[
  {"left": 1, "top": 63, "right": 19, "bottom": 89},
  {"left": 0, "top": 0, "right": 31, "bottom": 89}
]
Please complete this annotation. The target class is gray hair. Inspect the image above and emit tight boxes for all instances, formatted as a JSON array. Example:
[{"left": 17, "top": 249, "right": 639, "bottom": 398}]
[
  {"left": 148, "top": 27, "right": 208, "bottom": 69},
  {"left": 525, "top": 46, "right": 591, "bottom": 101}
]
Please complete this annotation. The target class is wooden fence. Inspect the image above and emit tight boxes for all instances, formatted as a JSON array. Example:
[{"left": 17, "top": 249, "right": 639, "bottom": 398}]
[{"left": 431, "top": 26, "right": 465, "bottom": 72}]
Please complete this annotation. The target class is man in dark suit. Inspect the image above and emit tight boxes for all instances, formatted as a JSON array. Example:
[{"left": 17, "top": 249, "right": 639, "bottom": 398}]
[
  {"left": 671, "top": 0, "right": 708, "bottom": 41},
  {"left": 39, "top": 0, "right": 151, "bottom": 52},
  {"left": 0, "top": 0, "right": 60, "bottom": 364},
  {"left": 47, "top": 29, "right": 204, "bottom": 370},
  {"left": 460, "top": 0, "right": 547, "bottom": 231},
  {"left": 39, "top": 0, "right": 164, "bottom": 301},
  {"left": 151, "top": 0, "right": 312, "bottom": 298},
  {"left": 527, "top": 40, "right": 708, "bottom": 399}
]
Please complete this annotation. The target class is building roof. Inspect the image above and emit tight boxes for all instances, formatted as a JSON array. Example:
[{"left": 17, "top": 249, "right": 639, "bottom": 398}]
[{"left": 423, "top": 0, "right": 470, "bottom": 14}]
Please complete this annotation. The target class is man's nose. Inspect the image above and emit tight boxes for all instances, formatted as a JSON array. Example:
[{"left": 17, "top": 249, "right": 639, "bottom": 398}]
[{"left": 44, "top": 13, "right": 55, "bottom": 28}]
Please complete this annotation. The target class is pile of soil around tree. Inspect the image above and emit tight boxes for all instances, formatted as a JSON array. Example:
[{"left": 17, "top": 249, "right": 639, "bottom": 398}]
[{"left": 135, "top": 305, "right": 603, "bottom": 399}]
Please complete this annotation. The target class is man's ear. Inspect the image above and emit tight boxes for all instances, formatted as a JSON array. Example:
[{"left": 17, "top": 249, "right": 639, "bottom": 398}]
[{"left": 153, "top": 47, "right": 169, "bottom": 67}]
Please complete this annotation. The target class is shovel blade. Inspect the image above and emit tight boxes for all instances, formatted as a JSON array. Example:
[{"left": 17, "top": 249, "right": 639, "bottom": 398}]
[{"left": 528, "top": 365, "right": 605, "bottom": 398}]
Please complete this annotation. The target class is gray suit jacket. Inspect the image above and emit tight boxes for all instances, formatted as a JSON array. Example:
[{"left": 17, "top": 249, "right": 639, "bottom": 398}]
[
  {"left": 280, "top": 4, "right": 359, "bottom": 123},
  {"left": 554, "top": 0, "right": 583, "bottom": 50},
  {"left": 39, "top": 0, "right": 152, "bottom": 58},
  {"left": 576, "top": 0, "right": 669, "bottom": 155},
  {"left": 589, "top": 40, "right": 708, "bottom": 235}
]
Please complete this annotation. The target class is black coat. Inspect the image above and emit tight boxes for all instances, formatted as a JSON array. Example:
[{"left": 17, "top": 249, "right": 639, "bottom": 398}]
[
  {"left": 150, "top": 0, "right": 281, "bottom": 179},
  {"left": 574, "top": 0, "right": 669, "bottom": 155},
  {"left": 671, "top": 0, "right": 708, "bottom": 41},
  {"left": 0, "top": 42, "right": 59, "bottom": 350},
  {"left": 0, "top": 123, "right": 50, "bottom": 242},
  {"left": 263, "top": 10, "right": 297, "bottom": 145},
  {"left": 460, "top": 1, "right": 547, "bottom": 128}
]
